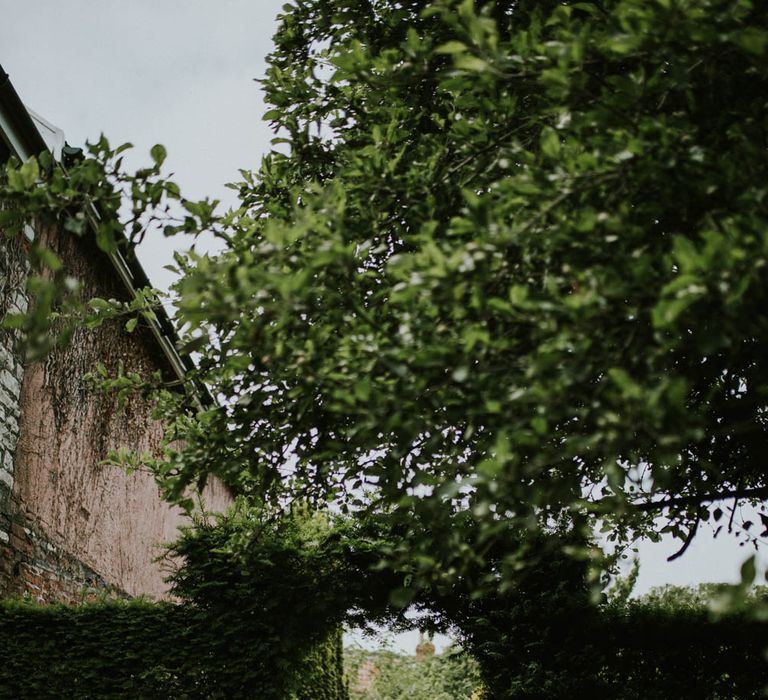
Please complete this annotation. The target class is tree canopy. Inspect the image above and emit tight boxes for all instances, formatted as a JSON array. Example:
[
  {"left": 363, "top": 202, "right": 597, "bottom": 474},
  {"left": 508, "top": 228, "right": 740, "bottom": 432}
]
[
  {"left": 168, "top": 0, "right": 768, "bottom": 582},
  {"left": 3, "top": 0, "right": 768, "bottom": 593},
  {"left": 3, "top": 1, "right": 768, "bottom": 695}
]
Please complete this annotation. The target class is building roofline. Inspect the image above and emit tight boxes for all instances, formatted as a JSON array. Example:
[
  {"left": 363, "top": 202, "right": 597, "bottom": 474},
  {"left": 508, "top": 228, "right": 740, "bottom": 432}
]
[
  {"left": 0, "top": 64, "right": 201, "bottom": 398},
  {"left": 0, "top": 65, "right": 48, "bottom": 160}
]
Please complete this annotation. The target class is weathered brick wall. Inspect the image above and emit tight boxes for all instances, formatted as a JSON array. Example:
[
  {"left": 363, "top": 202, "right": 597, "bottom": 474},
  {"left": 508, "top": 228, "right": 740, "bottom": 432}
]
[
  {"left": 0, "top": 233, "right": 27, "bottom": 551},
  {"left": 0, "top": 225, "right": 230, "bottom": 602},
  {"left": 0, "top": 514, "right": 116, "bottom": 603}
]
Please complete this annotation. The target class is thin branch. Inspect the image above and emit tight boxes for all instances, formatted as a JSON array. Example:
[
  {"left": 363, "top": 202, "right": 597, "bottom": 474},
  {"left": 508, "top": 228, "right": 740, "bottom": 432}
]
[
  {"left": 667, "top": 511, "right": 700, "bottom": 562},
  {"left": 727, "top": 487, "right": 740, "bottom": 535}
]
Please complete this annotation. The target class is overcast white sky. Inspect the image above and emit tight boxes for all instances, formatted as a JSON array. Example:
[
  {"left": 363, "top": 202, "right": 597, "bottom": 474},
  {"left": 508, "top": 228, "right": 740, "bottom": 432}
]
[
  {"left": 1, "top": 0, "right": 283, "bottom": 288},
  {"left": 2, "top": 0, "right": 764, "bottom": 655}
]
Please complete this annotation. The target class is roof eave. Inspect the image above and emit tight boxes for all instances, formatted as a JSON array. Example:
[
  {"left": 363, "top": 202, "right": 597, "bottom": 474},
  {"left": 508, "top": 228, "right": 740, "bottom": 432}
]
[
  {"left": 0, "top": 64, "right": 201, "bottom": 400},
  {"left": 0, "top": 64, "right": 47, "bottom": 160}
]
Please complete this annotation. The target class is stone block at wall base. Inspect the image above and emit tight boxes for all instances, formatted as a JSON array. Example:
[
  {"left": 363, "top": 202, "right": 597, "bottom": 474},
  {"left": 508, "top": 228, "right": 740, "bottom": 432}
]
[{"left": 0, "top": 512, "right": 123, "bottom": 604}]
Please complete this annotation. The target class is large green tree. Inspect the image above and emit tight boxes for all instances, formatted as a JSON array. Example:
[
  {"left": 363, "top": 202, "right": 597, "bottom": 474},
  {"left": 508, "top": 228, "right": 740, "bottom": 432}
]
[
  {"left": 4, "top": 0, "right": 768, "bottom": 592},
  {"left": 168, "top": 0, "right": 768, "bottom": 582}
]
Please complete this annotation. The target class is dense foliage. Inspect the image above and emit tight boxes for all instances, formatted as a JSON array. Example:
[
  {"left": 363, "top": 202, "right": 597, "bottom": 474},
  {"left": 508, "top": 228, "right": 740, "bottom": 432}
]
[
  {"left": 3, "top": 0, "right": 768, "bottom": 696},
  {"left": 163, "top": 0, "right": 768, "bottom": 584},
  {"left": 169, "top": 507, "right": 768, "bottom": 698},
  {"left": 1, "top": 508, "right": 764, "bottom": 699},
  {"left": 0, "top": 597, "right": 346, "bottom": 699},
  {"left": 445, "top": 580, "right": 768, "bottom": 699},
  {"left": 4, "top": 0, "right": 768, "bottom": 594},
  {"left": 591, "top": 586, "right": 768, "bottom": 699}
]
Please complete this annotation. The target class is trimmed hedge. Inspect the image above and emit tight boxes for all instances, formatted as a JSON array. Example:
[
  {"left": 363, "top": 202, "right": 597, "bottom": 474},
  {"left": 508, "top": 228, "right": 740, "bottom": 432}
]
[
  {"left": 419, "top": 540, "right": 768, "bottom": 699},
  {"left": 445, "top": 589, "right": 768, "bottom": 699},
  {"left": 593, "top": 603, "right": 768, "bottom": 699},
  {"left": 0, "top": 598, "right": 347, "bottom": 699}
]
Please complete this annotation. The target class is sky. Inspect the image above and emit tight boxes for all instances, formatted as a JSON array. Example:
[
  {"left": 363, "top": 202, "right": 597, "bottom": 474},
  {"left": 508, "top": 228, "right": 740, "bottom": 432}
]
[
  {"left": 1, "top": 0, "right": 764, "bottom": 657},
  {"left": 1, "top": 0, "right": 282, "bottom": 289}
]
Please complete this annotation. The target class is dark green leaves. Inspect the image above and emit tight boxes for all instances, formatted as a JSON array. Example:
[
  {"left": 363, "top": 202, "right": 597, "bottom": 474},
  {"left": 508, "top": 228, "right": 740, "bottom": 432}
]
[{"left": 151, "top": 0, "right": 768, "bottom": 593}]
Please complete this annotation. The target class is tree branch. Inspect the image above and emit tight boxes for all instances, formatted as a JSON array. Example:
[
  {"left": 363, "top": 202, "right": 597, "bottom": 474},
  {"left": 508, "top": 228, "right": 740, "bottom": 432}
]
[
  {"left": 667, "top": 512, "right": 700, "bottom": 562},
  {"left": 589, "top": 485, "right": 768, "bottom": 514}
]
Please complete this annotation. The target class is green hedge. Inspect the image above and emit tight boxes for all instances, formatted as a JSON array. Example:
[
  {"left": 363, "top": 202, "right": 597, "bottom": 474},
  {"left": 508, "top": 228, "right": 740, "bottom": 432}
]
[
  {"left": 593, "top": 603, "right": 767, "bottom": 700},
  {"left": 444, "top": 588, "right": 768, "bottom": 699},
  {"left": 0, "top": 598, "right": 347, "bottom": 699},
  {"left": 419, "top": 539, "right": 768, "bottom": 699}
]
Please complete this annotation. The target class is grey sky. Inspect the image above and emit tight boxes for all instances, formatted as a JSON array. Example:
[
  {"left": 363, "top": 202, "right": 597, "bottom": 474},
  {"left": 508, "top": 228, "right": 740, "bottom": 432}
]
[
  {"left": 1, "top": 0, "right": 764, "bottom": 655},
  {"left": 1, "top": 0, "right": 283, "bottom": 287}
]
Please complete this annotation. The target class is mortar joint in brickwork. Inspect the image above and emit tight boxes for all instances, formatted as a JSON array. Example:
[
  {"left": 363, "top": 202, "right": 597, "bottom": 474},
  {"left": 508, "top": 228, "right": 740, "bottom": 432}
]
[
  {"left": 0, "top": 346, "right": 11, "bottom": 370},
  {"left": 0, "top": 387, "right": 17, "bottom": 414},
  {"left": 4, "top": 414, "right": 18, "bottom": 437}
]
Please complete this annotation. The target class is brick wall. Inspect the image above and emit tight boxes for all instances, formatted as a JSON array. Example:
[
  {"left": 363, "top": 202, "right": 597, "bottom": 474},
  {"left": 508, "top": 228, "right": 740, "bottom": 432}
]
[
  {"left": 0, "top": 224, "right": 230, "bottom": 602},
  {"left": 0, "top": 233, "right": 27, "bottom": 551},
  {"left": 0, "top": 230, "right": 127, "bottom": 603},
  {"left": 0, "top": 512, "right": 117, "bottom": 603}
]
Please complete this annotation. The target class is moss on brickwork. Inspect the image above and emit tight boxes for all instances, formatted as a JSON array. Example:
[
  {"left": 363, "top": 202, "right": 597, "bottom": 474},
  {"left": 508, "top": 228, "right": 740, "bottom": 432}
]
[{"left": 0, "top": 598, "right": 348, "bottom": 699}]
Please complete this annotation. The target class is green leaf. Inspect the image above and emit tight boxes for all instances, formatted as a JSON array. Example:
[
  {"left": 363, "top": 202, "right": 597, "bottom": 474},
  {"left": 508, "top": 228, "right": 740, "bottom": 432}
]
[
  {"left": 19, "top": 158, "right": 40, "bottom": 187},
  {"left": 389, "top": 586, "right": 416, "bottom": 608},
  {"left": 605, "top": 33, "right": 640, "bottom": 54},
  {"left": 89, "top": 298, "right": 113, "bottom": 312},
  {"left": 435, "top": 41, "right": 468, "bottom": 54},
  {"left": 150, "top": 144, "right": 167, "bottom": 166},
  {"left": 740, "top": 555, "right": 756, "bottom": 587},
  {"left": 7, "top": 157, "right": 39, "bottom": 190},
  {"left": 730, "top": 28, "right": 768, "bottom": 56},
  {"left": 453, "top": 55, "right": 488, "bottom": 72},
  {"left": 353, "top": 379, "right": 371, "bottom": 401},
  {"left": 540, "top": 127, "right": 561, "bottom": 158}
]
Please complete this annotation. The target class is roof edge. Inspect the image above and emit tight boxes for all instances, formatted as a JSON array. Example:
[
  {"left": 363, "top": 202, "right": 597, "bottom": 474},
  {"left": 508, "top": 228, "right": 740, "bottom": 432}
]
[
  {"left": 0, "top": 64, "right": 48, "bottom": 160},
  {"left": 0, "top": 65, "right": 202, "bottom": 401}
]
